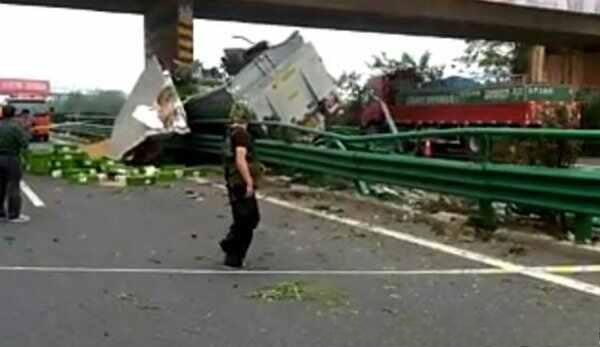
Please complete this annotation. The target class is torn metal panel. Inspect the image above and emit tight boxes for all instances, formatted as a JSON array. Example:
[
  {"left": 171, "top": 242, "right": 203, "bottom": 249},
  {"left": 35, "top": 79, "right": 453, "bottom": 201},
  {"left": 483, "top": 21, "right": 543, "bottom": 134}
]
[
  {"left": 228, "top": 31, "right": 338, "bottom": 128},
  {"left": 110, "top": 57, "right": 189, "bottom": 160}
]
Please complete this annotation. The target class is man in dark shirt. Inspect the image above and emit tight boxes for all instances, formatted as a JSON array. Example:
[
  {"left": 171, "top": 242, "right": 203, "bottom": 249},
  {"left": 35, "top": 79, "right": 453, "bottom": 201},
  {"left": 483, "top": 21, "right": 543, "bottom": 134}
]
[
  {"left": 219, "top": 102, "right": 260, "bottom": 268},
  {"left": 0, "top": 105, "right": 30, "bottom": 223}
]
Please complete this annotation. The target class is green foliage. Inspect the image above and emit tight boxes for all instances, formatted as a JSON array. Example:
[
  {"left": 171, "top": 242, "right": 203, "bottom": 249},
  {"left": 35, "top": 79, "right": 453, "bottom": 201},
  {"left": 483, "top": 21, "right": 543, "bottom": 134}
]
[
  {"left": 173, "top": 60, "right": 226, "bottom": 100},
  {"left": 335, "top": 71, "right": 368, "bottom": 113},
  {"left": 368, "top": 51, "right": 445, "bottom": 85},
  {"left": 582, "top": 96, "right": 600, "bottom": 129},
  {"left": 582, "top": 96, "right": 600, "bottom": 155},
  {"left": 334, "top": 52, "right": 446, "bottom": 125},
  {"left": 456, "top": 40, "right": 529, "bottom": 83},
  {"left": 52, "top": 90, "right": 127, "bottom": 116},
  {"left": 491, "top": 104, "right": 581, "bottom": 168}
]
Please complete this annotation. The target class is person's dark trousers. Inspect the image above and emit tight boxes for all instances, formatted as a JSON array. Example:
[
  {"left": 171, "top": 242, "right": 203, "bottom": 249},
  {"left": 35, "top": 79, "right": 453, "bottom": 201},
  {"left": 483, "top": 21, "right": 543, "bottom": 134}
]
[
  {"left": 220, "top": 184, "right": 260, "bottom": 266},
  {"left": 0, "top": 155, "right": 23, "bottom": 220}
]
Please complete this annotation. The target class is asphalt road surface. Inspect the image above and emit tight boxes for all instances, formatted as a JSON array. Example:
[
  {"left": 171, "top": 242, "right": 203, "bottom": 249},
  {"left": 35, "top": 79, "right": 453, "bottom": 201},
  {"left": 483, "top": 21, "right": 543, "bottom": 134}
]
[{"left": 1, "top": 176, "right": 599, "bottom": 347}]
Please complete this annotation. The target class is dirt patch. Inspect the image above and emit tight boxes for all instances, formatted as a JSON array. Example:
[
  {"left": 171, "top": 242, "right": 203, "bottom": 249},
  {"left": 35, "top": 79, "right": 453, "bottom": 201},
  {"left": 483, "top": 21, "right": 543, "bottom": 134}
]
[{"left": 81, "top": 140, "right": 112, "bottom": 159}]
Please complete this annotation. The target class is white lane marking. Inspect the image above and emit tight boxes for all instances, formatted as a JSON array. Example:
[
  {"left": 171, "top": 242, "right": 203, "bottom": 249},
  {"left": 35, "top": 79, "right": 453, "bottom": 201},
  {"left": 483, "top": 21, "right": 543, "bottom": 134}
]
[
  {"left": 258, "top": 195, "right": 600, "bottom": 297},
  {"left": 0, "top": 266, "right": 598, "bottom": 276},
  {"left": 20, "top": 181, "right": 45, "bottom": 207},
  {"left": 540, "top": 265, "right": 600, "bottom": 274},
  {"left": 189, "top": 179, "right": 600, "bottom": 296}
]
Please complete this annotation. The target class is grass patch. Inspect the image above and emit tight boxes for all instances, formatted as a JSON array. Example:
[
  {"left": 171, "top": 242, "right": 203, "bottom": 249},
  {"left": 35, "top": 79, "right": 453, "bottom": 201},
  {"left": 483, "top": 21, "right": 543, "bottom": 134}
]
[{"left": 249, "top": 281, "right": 349, "bottom": 310}]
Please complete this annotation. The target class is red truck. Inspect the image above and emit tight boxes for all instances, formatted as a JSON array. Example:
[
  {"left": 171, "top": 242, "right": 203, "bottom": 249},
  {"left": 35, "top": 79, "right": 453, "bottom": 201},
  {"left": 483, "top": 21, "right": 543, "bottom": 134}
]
[
  {"left": 0, "top": 78, "right": 52, "bottom": 142},
  {"left": 355, "top": 73, "right": 580, "bottom": 155}
]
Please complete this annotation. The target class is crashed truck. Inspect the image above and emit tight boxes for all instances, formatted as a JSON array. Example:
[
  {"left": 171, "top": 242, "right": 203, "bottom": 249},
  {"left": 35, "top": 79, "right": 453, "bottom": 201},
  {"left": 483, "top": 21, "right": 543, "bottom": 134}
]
[{"left": 109, "top": 31, "right": 339, "bottom": 164}]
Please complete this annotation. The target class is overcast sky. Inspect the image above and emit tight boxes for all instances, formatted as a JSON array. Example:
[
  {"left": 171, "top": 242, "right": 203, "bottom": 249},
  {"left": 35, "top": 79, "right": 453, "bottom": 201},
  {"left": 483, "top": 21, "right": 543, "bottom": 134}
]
[{"left": 0, "top": 3, "right": 467, "bottom": 94}]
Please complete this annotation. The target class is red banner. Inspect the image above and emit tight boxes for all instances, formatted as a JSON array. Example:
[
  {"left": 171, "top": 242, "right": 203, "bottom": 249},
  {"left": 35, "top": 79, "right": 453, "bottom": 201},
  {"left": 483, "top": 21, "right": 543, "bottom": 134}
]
[{"left": 0, "top": 79, "right": 51, "bottom": 97}]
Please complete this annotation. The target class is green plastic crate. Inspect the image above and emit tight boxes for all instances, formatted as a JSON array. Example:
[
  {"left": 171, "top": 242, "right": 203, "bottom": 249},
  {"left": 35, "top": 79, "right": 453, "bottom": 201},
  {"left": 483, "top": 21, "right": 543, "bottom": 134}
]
[
  {"left": 52, "top": 158, "right": 77, "bottom": 170},
  {"left": 62, "top": 168, "right": 85, "bottom": 179},
  {"left": 26, "top": 152, "right": 54, "bottom": 175},
  {"left": 161, "top": 165, "right": 186, "bottom": 179},
  {"left": 126, "top": 175, "right": 157, "bottom": 186},
  {"left": 53, "top": 144, "right": 79, "bottom": 154},
  {"left": 68, "top": 173, "right": 99, "bottom": 185},
  {"left": 157, "top": 171, "right": 178, "bottom": 183}
]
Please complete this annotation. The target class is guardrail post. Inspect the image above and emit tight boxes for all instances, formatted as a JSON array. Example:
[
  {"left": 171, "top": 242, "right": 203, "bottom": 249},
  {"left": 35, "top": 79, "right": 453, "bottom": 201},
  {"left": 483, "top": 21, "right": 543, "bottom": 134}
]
[
  {"left": 574, "top": 214, "right": 593, "bottom": 243},
  {"left": 477, "top": 199, "right": 497, "bottom": 231},
  {"left": 329, "top": 138, "right": 370, "bottom": 195}
]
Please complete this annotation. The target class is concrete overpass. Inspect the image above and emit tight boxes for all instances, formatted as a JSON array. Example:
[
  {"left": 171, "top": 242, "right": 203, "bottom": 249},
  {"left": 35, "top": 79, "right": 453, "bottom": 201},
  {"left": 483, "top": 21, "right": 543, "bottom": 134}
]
[
  {"left": 5, "top": 0, "right": 600, "bottom": 46},
  {"left": 5, "top": 0, "right": 600, "bottom": 84}
]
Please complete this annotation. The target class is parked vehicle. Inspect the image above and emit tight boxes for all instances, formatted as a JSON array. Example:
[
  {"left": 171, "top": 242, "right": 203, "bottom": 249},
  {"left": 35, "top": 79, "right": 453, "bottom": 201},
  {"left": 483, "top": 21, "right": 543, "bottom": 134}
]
[{"left": 0, "top": 79, "right": 53, "bottom": 142}]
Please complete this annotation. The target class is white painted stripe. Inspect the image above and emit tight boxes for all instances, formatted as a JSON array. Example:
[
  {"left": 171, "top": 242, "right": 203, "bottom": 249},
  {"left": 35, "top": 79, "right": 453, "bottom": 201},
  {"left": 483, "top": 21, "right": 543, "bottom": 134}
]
[
  {"left": 20, "top": 181, "right": 45, "bottom": 207},
  {"left": 539, "top": 265, "right": 600, "bottom": 274},
  {"left": 0, "top": 266, "right": 597, "bottom": 276},
  {"left": 0, "top": 266, "right": 505, "bottom": 275},
  {"left": 258, "top": 195, "right": 600, "bottom": 297},
  {"left": 189, "top": 180, "right": 600, "bottom": 296}
]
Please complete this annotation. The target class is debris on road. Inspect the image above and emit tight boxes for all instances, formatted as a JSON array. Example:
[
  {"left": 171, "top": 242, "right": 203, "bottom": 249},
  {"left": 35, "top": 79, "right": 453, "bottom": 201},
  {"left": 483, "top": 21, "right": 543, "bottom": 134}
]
[
  {"left": 148, "top": 258, "right": 162, "bottom": 265},
  {"left": 3, "top": 236, "right": 16, "bottom": 246},
  {"left": 381, "top": 307, "right": 399, "bottom": 316},
  {"left": 313, "top": 204, "right": 344, "bottom": 214},
  {"left": 118, "top": 292, "right": 136, "bottom": 302},
  {"left": 506, "top": 244, "right": 528, "bottom": 257},
  {"left": 25, "top": 144, "right": 209, "bottom": 188},
  {"left": 249, "top": 281, "right": 349, "bottom": 310}
]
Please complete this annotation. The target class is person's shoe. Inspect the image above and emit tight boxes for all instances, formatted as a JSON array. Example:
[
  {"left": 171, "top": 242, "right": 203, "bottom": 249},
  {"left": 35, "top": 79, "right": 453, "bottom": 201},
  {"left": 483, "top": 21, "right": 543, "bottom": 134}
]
[
  {"left": 224, "top": 253, "right": 243, "bottom": 269},
  {"left": 219, "top": 239, "right": 233, "bottom": 254},
  {"left": 8, "top": 215, "right": 30, "bottom": 224}
]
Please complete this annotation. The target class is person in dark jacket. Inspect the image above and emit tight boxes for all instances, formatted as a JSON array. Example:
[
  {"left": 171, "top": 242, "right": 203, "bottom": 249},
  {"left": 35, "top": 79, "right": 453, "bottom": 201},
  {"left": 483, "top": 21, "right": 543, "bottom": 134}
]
[
  {"left": 219, "top": 102, "right": 261, "bottom": 268},
  {"left": 0, "top": 105, "right": 30, "bottom": 223}
]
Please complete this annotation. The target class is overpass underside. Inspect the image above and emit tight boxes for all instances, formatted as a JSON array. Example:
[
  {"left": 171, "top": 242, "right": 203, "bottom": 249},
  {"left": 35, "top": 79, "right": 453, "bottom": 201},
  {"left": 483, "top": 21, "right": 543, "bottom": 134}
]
[
  {"left": 5, "top": 0, "right": 600, "bottom": 85},
  {"left": 6, "top": 0, "right": 600, "bottom": 47}
]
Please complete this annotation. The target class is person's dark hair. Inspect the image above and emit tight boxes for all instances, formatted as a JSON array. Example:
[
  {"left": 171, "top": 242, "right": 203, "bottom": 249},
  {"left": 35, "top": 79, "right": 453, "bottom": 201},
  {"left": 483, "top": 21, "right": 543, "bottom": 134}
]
[
  {"left": 2, "top": 105, "right": 16, "bottom": 118},
  {"left": 22, "top": 109, "right": 31, "bottom": 114}
]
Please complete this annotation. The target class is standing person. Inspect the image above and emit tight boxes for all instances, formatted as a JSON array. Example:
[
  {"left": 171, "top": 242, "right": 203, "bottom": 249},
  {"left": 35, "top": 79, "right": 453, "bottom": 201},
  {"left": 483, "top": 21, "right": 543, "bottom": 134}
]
[
  {"left": 0, "top": 105, "right": 30, "bottom": 223},
  {"left": 19, "top": 109, "right": 33, "bottom": 132},
  {"left": 219, "top": 102, "right": 261, "bottom": 268}
]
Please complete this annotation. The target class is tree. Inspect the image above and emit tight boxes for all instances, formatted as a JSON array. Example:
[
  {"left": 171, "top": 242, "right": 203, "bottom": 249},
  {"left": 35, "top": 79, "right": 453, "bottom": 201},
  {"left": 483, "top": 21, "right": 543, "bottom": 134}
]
[
  {"left": 456, "top": 40, "right": 529, "bottom": 83},
  {"left": 52, "top": 90, "right": 127, "bottom": 115},
  {"left": 336, "top": 71, "right": 367, "bottom": 110},
  {"left": 367, "top": 51, "right": 445, "bottom": 86},
  {"left": 173, "top": 60, "right": 227, "bottom": 100}
]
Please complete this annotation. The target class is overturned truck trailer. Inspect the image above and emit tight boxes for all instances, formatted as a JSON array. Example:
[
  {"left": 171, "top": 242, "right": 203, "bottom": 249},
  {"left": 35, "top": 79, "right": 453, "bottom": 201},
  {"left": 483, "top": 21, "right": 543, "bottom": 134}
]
[
  {"left": 109, "top": 32, "right": 338, "bottom": 164},
  {"left": 185, "top": 31, "right": 339, "bottom": 130}
]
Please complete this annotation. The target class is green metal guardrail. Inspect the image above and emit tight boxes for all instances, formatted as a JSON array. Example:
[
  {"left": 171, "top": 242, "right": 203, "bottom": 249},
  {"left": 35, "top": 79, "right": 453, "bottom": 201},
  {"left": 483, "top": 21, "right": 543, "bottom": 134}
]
[
  {"left": 188, "top": 121, "right": 600, "bottom": 241},
  {"left": 51, "top": 122, "right": 113, "bottom": 139},
  {"left": 256, "top": 140, "right": 600, "bottom": 241},
  {"left": 72, "top": 117, "right": 600, "bottom": 240}
]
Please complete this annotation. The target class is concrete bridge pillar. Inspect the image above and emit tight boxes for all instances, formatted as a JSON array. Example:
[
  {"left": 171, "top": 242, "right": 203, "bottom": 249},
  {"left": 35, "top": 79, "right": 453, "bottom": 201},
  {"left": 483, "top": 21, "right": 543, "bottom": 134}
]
[
  {"left": 529, "top": 46, "right": 600, "bottom": 88},
  {"left": 144, "top": 0, "right": 194, "bottom": 73}
]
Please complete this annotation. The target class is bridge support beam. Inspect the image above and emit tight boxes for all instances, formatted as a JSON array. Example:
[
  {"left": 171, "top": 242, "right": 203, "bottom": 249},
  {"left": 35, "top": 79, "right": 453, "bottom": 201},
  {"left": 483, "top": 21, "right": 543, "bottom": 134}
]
[
  {"left": 528, "top": 46, "right": 600, "bottom": 88},
  {"left": 144, "top": 0, "right": 195, "bottom": 73}
]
